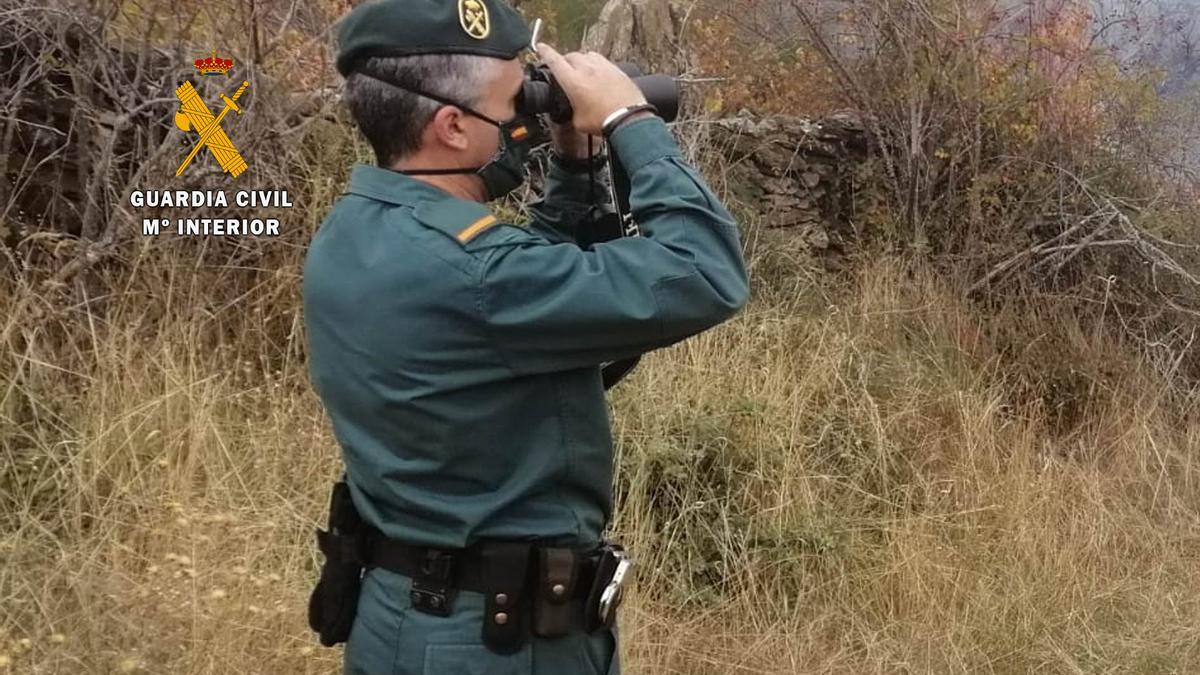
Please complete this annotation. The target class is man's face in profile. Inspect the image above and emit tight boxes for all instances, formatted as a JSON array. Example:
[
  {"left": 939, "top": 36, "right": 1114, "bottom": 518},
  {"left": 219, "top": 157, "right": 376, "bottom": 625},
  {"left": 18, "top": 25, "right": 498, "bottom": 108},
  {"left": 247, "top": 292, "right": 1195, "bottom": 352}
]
[{"left": 457, "top": 57, "right": 525, "bottom": 170}]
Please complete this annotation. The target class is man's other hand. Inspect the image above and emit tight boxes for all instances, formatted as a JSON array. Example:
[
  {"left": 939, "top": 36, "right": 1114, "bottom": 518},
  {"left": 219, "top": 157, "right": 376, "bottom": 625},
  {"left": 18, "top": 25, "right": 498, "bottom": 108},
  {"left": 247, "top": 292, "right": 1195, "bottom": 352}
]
[
  {"left": 536, "top": 43, "right": 647, "bottom": 136},
  {"left": 549, "top": 120, "right": 601, "bottom": 161}
]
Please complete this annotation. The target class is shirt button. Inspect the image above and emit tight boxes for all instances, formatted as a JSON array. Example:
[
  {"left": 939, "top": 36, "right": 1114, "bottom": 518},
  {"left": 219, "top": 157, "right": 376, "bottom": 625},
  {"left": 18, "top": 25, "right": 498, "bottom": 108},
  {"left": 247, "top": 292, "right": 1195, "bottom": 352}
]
[
  {"left": 494, "top": 593, "right": 509, "bottom": 606},
  {"left": 494, "top": 612, "right": 509, "bottom": 625}
]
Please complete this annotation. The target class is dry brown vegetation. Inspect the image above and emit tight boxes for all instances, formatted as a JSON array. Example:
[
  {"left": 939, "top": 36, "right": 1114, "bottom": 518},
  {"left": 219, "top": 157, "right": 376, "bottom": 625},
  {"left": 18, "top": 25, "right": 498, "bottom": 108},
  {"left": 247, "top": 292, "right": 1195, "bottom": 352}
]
[{"left": 3, "top": 0, "right": 1200, "bottom": 673}]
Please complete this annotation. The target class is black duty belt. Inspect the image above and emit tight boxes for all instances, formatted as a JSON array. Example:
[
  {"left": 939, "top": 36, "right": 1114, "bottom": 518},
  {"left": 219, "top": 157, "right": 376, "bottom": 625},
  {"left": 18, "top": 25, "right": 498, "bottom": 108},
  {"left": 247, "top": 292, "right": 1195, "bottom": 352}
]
[
  {"left": 365, "top": 535, "right": 596, "bottom": 600},
  {"left": 307, "top": 479, "right": 631, "bottom": 655},
  {"left": 359, "top": 532, "right": 628, "bottom": 655}
]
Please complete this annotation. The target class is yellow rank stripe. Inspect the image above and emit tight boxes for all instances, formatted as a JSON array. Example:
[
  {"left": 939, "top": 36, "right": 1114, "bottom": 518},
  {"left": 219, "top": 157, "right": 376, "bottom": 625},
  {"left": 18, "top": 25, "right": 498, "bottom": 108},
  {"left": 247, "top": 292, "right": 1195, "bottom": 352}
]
[{"left": 456, "top": 215, "right": 498, "bottom": 243}]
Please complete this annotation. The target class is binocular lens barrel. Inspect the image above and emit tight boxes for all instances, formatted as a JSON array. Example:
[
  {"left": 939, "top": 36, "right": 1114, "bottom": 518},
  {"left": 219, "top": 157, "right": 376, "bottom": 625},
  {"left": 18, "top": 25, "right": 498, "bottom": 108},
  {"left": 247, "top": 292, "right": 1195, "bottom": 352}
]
[
  {"left": 519, "top": 64, "right": 679, "bottom": 125},
  {"left": 630, "top": 74, "right": 678, "bottom": 124}
]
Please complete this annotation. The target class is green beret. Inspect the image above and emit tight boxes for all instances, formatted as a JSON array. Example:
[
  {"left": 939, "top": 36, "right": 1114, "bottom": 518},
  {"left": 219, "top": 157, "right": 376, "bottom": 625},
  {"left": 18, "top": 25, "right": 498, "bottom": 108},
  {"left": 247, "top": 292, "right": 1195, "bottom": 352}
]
[{"left": 336, "top": 0, "right": 532, "bottom": 75}]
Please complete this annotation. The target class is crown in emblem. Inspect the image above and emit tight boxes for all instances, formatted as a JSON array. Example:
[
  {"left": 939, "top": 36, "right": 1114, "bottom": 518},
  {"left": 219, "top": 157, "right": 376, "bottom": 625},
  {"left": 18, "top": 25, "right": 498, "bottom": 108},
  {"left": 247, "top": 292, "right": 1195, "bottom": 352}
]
[{"left": 194, "top": 49, "right": 234, "bottom": 76}]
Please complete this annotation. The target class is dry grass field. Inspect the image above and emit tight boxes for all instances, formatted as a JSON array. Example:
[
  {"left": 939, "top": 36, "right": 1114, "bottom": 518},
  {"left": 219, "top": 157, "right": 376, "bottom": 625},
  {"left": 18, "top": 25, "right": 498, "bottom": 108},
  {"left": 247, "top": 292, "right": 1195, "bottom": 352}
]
[{"left": 3, "top": 233, "right": 1199, "bottom": 673}]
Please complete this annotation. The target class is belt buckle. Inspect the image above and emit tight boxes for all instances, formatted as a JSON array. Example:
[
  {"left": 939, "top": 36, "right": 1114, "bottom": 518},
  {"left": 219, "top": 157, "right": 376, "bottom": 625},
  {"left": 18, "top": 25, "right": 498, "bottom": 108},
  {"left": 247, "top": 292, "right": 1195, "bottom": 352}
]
[{"left": 597, "top": 549, "right": 632, "bottom": 626}]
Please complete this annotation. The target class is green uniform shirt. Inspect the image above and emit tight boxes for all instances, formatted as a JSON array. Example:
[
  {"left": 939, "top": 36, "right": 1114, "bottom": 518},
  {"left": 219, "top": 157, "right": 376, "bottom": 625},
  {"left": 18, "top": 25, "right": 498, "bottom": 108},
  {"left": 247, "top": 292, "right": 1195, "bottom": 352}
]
[{"left": 303, "top": 117, "right": 749, "bottom": 548}]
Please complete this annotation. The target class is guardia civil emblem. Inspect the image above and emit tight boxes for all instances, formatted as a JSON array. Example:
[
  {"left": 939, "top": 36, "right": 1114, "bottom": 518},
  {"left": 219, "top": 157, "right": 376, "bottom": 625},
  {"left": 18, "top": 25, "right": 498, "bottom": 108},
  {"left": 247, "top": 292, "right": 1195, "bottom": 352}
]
[
  {"left": 458, "top": 0, "right": 490, "bottom": 39},
  {"left": 173, "top": 49, "right": 250, "bottom": 178}
]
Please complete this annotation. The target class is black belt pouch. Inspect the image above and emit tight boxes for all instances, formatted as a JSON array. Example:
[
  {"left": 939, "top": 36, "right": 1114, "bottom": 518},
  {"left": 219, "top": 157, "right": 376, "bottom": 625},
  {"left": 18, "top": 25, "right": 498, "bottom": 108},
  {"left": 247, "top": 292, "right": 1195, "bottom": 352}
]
[
  {"left": 531, "top": 547, "right": 578, "bottom": 638},
  {"left": 480, "top": 542, "right": 533, "bottom": 655},
  {"left": 307, "top": 480, "right": 366, "bottom": 647}
]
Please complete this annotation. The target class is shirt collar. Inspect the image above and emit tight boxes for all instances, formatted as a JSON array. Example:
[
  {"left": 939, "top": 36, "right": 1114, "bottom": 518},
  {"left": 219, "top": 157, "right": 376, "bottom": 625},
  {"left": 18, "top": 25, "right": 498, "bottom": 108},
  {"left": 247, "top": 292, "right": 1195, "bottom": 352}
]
[{"left": 344, "top": 163, "right": 461, "bottom": 207}]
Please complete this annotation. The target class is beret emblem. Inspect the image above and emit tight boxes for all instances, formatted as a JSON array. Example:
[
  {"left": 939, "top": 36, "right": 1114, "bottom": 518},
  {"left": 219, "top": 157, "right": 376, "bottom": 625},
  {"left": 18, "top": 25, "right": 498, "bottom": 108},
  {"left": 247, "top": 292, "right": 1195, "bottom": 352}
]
[{"left": 458, "top": 0, "right": 491, "bottom": 40}]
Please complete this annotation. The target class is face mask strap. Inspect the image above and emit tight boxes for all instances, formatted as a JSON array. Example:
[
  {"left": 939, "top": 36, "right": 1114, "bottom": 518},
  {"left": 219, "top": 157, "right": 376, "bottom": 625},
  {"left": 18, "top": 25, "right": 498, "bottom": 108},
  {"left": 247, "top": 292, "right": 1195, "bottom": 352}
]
[
  {"left": 400, "top": 167, "right": 482, "bottom": 175},
  {"left": 354, "top": 71, "right": 501, "bottom": 127}
]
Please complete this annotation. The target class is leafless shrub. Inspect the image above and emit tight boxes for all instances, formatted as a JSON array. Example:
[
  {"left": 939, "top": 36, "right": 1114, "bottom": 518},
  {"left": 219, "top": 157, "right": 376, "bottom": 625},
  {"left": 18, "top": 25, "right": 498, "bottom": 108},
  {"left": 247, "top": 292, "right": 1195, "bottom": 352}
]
[
  {"left": 698, "top": 0, "right": 1200, "bottom": 384},
  {"left": 0, "top": 0, "right": 353, "bottom": 353}
]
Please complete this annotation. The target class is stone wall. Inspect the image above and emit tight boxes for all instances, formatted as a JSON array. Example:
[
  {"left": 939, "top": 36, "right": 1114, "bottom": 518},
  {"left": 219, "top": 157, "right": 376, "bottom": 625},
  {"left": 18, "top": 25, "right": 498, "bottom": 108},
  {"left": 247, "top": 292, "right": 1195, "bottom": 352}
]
[{"left": 707, "top": 112, "right": 873, "bottom": 252}]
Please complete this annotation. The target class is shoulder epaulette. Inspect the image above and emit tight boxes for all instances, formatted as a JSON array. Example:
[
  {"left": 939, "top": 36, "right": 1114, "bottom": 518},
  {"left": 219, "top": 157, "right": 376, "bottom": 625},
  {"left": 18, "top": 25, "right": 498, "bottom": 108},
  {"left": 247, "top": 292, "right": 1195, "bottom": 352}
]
[
  {"left": 455, "top": 214, "right": 498, "bottom": 243},
  {"left": 413, "top": 198, "right": 501, "bottom": 245}
]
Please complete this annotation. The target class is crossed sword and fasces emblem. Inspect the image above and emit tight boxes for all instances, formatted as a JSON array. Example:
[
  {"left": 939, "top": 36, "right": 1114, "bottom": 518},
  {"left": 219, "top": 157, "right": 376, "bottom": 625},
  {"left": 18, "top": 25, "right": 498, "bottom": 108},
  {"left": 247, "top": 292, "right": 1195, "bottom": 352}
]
[
  {"left": 174, "top": 80, "right": 250, "bottom": 177},
  {"left": 460, "top": 0, "right": 489, "bottom": 38}
]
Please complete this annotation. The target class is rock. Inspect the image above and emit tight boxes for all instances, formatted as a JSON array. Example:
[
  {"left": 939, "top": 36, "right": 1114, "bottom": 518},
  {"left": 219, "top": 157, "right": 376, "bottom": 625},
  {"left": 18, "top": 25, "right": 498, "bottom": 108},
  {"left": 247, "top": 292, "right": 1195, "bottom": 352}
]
[{"left": 582, "top": 0, "right": 687, "bottom": 73}]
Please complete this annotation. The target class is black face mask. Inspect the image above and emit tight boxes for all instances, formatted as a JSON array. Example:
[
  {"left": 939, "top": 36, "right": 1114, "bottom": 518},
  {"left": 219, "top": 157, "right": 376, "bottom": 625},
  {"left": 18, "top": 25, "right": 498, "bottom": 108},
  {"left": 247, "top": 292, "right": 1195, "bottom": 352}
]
[{"left": 356, "top": 72, "right": 544, "bottom": 201}]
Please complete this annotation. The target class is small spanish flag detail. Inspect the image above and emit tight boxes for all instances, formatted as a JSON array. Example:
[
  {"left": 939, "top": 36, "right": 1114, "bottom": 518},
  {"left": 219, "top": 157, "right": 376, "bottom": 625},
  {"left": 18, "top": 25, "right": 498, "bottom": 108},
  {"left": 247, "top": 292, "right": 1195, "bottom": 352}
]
[{"left": 510, "top": 126, "right": 528, "bottom": 140}]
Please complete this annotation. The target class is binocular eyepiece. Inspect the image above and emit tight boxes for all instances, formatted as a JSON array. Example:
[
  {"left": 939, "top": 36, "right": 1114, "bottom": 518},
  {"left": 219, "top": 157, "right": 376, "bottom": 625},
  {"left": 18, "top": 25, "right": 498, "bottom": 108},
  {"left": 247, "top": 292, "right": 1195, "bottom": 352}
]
[{"left": 518, "top": 63, "right": 679, "bottom": 126}]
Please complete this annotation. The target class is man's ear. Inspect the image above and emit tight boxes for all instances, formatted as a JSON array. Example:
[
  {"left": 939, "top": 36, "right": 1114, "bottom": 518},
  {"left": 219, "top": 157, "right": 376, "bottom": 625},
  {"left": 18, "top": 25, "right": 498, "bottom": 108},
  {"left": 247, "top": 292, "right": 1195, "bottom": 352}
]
[{"left": 427, "top": 107, "right": 470, "bottom": 152}]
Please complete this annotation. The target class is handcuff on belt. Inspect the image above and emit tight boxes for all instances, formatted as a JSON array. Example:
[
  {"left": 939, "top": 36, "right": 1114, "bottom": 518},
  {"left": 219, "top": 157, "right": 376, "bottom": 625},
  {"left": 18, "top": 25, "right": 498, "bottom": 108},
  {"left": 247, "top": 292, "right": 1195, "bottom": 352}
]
[{"left": 597, "top": 547, "right": 632, "bottom": 627}]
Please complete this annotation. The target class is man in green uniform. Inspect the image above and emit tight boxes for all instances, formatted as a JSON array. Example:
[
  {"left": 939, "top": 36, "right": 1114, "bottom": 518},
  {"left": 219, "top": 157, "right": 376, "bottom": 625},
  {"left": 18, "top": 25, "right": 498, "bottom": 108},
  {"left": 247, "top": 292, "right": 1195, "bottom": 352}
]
[{"left": 303, "top": 0, "right": 749, "bottom": 673}]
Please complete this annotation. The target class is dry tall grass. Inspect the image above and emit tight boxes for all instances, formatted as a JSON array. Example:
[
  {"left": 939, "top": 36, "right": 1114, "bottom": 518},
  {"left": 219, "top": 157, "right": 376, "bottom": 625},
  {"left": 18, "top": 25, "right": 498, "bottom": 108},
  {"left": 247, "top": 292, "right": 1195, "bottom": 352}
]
[{"left": 3, "top": 228, "right": 1199, "bottom": 672}]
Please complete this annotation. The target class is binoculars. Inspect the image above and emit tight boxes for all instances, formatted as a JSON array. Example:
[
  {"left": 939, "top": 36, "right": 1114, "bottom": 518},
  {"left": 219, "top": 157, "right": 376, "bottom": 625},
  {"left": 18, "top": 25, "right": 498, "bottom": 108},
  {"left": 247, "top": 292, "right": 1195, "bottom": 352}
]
[{"left": 517, "top": 62, "right": 680, "bottom": 125}]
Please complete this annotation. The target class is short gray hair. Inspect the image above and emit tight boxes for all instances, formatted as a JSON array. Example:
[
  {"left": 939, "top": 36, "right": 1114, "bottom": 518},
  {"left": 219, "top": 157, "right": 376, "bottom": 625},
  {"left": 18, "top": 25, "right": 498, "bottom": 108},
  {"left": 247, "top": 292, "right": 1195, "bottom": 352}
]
[{"left": 344, "top": 54, "right": 499, "bottom": 167}]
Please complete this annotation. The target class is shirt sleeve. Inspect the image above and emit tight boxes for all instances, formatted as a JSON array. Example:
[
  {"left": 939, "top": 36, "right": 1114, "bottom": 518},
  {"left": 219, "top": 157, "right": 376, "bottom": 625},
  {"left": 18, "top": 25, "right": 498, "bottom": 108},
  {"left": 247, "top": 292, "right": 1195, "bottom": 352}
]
[
  {"left": 526, "top": 155, "right": 611, "bottom": 246},
  {"left": 478, "top": 116, "right": 751, "bottom": 375}
]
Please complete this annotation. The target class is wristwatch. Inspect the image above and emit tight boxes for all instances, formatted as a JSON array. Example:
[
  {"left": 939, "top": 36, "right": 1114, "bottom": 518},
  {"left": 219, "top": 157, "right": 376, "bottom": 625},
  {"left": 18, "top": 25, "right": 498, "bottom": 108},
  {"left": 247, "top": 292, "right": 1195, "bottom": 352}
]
[{"left": 600, "top": 103, "right": 659, "bottom": 137}]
